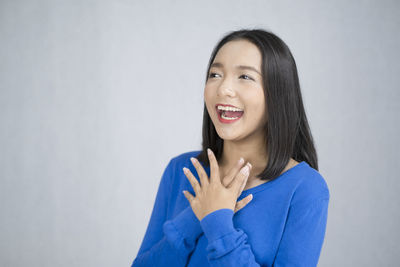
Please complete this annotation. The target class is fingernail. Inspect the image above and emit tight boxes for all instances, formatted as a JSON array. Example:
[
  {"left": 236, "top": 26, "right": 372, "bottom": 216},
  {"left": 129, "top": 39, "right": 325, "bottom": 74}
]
[
  {"left": 207, "top": 148, "right": 211, "bottom": 155},
  {"left": 190, "top": 157, "right": 196, "bottom": 164},
  {"left": 238, "top": 157, "right": 244, "bottom": 165},
  {"left": 241, "top": 165, "right": 249, "bottom": 175},
  {"left": 183, "top": 167, "right": 188, "bottom": 174},
  {"left": 247, "top": 162, "right": 252, "bottom": 169}
]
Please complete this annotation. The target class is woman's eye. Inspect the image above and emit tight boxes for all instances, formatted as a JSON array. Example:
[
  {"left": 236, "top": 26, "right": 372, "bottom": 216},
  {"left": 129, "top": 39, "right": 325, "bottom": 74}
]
[
  {"left": 208, "top": 73, "right": 253, "bottom": 80},
  {"left": 208, "top": 72, "right": 220, "bottom": 78},
  {"left": 240, "top": 74, "right": 253, "bottom": 80}
]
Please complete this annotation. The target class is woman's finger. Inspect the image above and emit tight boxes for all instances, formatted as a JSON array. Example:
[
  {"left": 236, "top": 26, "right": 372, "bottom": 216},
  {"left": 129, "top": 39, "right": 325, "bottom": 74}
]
[
  {"left": 234, "top": 194, "right": 253, "bottom": 213},
  {"left": 207, "top": 148, "right": 221, "bottom": 185},
  {"left": 238, "top": 172, "right": 248, "bottom": 196},
  {"left": 183, "top": 167, "right": 201, "bottom": 196},
  {"left": 190, "top": 157, "right": 209, "bottom": 187},
  {"left": 183, "top": 190, "right": 195, "bottom": 204},
  {"left": 222, "top": 157, "right": 246, "bottom": 187},
  {"left": 228, "top": 162, "right": 251, "bottom": 196}
]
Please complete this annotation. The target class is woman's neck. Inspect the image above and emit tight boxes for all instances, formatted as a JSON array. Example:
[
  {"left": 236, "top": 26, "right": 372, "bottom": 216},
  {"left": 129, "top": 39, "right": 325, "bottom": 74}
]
[{"left": 219, "top": 137, "right": 268, "bottom": 175}]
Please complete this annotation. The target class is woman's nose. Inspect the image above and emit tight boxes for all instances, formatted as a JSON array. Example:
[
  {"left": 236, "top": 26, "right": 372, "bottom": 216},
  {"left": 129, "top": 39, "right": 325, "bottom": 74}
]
[{"left": 217, "top": 77, "right": 236, "bottom": 97}]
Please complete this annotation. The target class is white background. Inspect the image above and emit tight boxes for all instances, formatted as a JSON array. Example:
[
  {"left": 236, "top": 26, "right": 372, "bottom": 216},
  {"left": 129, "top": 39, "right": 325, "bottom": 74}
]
[{"left": 1, "top": 0, "right": 399, "bottom": 266}]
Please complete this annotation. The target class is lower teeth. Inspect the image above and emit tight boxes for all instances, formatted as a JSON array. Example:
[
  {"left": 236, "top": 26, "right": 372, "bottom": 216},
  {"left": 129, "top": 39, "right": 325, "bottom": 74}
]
[{"left": 221, "top": 113, "right": 241, "bottom": 120}]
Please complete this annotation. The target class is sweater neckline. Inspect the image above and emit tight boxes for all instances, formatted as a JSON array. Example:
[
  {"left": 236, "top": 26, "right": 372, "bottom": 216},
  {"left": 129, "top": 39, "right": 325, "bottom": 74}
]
[{"left": 204, "top": 160, "right": 307, "bottom": 197}]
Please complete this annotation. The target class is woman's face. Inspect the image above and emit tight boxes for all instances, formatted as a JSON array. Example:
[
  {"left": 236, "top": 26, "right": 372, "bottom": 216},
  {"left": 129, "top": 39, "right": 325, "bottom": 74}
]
[{"left": 204, "top": 39, "right": 266, "bottom": 142}]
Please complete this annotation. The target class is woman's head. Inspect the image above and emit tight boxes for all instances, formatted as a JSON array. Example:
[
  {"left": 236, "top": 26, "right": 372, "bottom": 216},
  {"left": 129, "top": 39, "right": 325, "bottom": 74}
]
[
  {"left": 197, "top": 28, "right": 318, "bottom": 181},
  {"left": 204, "top": 39, "right": 267, "bottom": 145}
]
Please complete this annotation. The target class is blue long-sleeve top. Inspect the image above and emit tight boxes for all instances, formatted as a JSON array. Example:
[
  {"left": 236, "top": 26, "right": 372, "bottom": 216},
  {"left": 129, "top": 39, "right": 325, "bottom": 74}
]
[{"left": 131, "top": 150, "right": 330, "bottom": 267}]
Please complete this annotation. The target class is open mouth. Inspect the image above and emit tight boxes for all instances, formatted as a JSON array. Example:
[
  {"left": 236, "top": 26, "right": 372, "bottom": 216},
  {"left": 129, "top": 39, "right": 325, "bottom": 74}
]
[{"left": 215, "top": 106, "right": 244, "bottom": 121}]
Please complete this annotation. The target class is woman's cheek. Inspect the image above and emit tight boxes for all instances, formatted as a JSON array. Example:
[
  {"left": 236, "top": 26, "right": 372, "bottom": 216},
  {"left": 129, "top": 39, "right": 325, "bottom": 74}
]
[{"left": 204, "top": 87, "right": 213, "bottom": 101}]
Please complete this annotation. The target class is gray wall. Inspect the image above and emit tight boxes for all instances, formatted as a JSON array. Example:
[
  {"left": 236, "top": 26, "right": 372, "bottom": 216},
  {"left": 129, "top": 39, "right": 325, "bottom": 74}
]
[{"left": 1, "top": 0, "right": 399, "bottom": 266}]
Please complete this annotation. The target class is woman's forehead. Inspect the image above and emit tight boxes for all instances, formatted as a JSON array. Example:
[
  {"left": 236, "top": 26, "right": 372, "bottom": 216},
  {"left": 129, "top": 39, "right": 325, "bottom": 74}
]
[{"left": 213, "top": 40, "right": 262, "bottom": 70}]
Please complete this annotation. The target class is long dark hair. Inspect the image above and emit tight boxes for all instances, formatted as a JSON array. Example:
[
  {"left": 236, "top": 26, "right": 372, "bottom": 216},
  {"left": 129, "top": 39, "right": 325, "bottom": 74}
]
[{"left": 195, "top": 28, "right": 318, "bottom": 181}]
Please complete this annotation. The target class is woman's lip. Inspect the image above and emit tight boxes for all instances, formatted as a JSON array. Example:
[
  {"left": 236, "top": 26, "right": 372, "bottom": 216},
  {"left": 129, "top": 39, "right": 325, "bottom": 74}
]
[
  {"left": 215, "top": 106, "right": 244, "bottom": 124},
  {"left": 215, "top": 103, "right": 243, "bottom": 109}
]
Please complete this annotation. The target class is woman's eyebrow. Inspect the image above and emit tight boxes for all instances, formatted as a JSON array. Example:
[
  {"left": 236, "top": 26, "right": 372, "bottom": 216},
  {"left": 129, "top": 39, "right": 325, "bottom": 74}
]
[{"left": 210, "top": 62, "right": 261, "bottom": 76}]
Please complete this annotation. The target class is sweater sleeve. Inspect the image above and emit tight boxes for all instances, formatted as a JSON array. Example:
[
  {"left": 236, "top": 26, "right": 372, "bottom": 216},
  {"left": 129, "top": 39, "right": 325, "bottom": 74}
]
[
  {"left": 199, "top": 196, "right": 329, "bottom": 267},
  {"left": 273, "top": 196, "right": 330, "bottom": 266},
  {"left": 200, "top": 208, "right": 261, "bottom": 267},
  {"left": 131, "top": 159, "right": 204, "bottom": 267}
]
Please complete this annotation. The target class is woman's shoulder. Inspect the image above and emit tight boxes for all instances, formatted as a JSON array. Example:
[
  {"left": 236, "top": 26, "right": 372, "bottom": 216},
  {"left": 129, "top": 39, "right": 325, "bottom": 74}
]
[
  {"left": 289, "top": 161, "right": 330, "bottom": 206},
  {"left": 164, "top": 150, "right": 203, "bottom": 191}
]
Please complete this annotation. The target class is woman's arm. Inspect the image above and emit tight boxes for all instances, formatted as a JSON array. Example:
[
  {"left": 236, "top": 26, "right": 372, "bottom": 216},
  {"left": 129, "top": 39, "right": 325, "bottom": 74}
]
[
  {"left": 131, "top": 159, "right": 204, "bottom": 267},
  {"left": 200, "top": 208, "right": 260, "bottom": 266},
  {"left": 199, "top": 195, "right": 329, "bottom": 267}
]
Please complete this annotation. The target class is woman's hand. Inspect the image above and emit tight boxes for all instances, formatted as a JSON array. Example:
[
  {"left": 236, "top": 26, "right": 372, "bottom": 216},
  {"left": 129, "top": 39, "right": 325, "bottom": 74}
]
[{"left": 182, "top": 148, "right": 253, "bottom": 221}]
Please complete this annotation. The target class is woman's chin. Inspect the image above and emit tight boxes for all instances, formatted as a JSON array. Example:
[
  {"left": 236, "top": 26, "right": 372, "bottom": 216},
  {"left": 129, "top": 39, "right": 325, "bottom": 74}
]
[{"left": 215, "top": 129, "right": 242, "bottom": 141}]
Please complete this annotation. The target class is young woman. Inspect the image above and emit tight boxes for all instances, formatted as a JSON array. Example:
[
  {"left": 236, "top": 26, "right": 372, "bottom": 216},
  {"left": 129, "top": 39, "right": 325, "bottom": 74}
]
[{"left": 132, "top": 29, "right": 330, "bottom": 267}]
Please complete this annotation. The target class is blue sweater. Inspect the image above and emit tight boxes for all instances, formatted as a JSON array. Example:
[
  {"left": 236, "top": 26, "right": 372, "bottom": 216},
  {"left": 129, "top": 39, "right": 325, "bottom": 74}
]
[{"left": 131, "top": 150, "right": 330, "bottom": 267}]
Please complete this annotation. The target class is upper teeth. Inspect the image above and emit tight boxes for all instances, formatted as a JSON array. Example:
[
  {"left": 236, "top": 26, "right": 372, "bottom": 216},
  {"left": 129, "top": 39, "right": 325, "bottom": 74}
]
[{"left": 217, "top": 105, "right": 243, "bottom": 112}]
